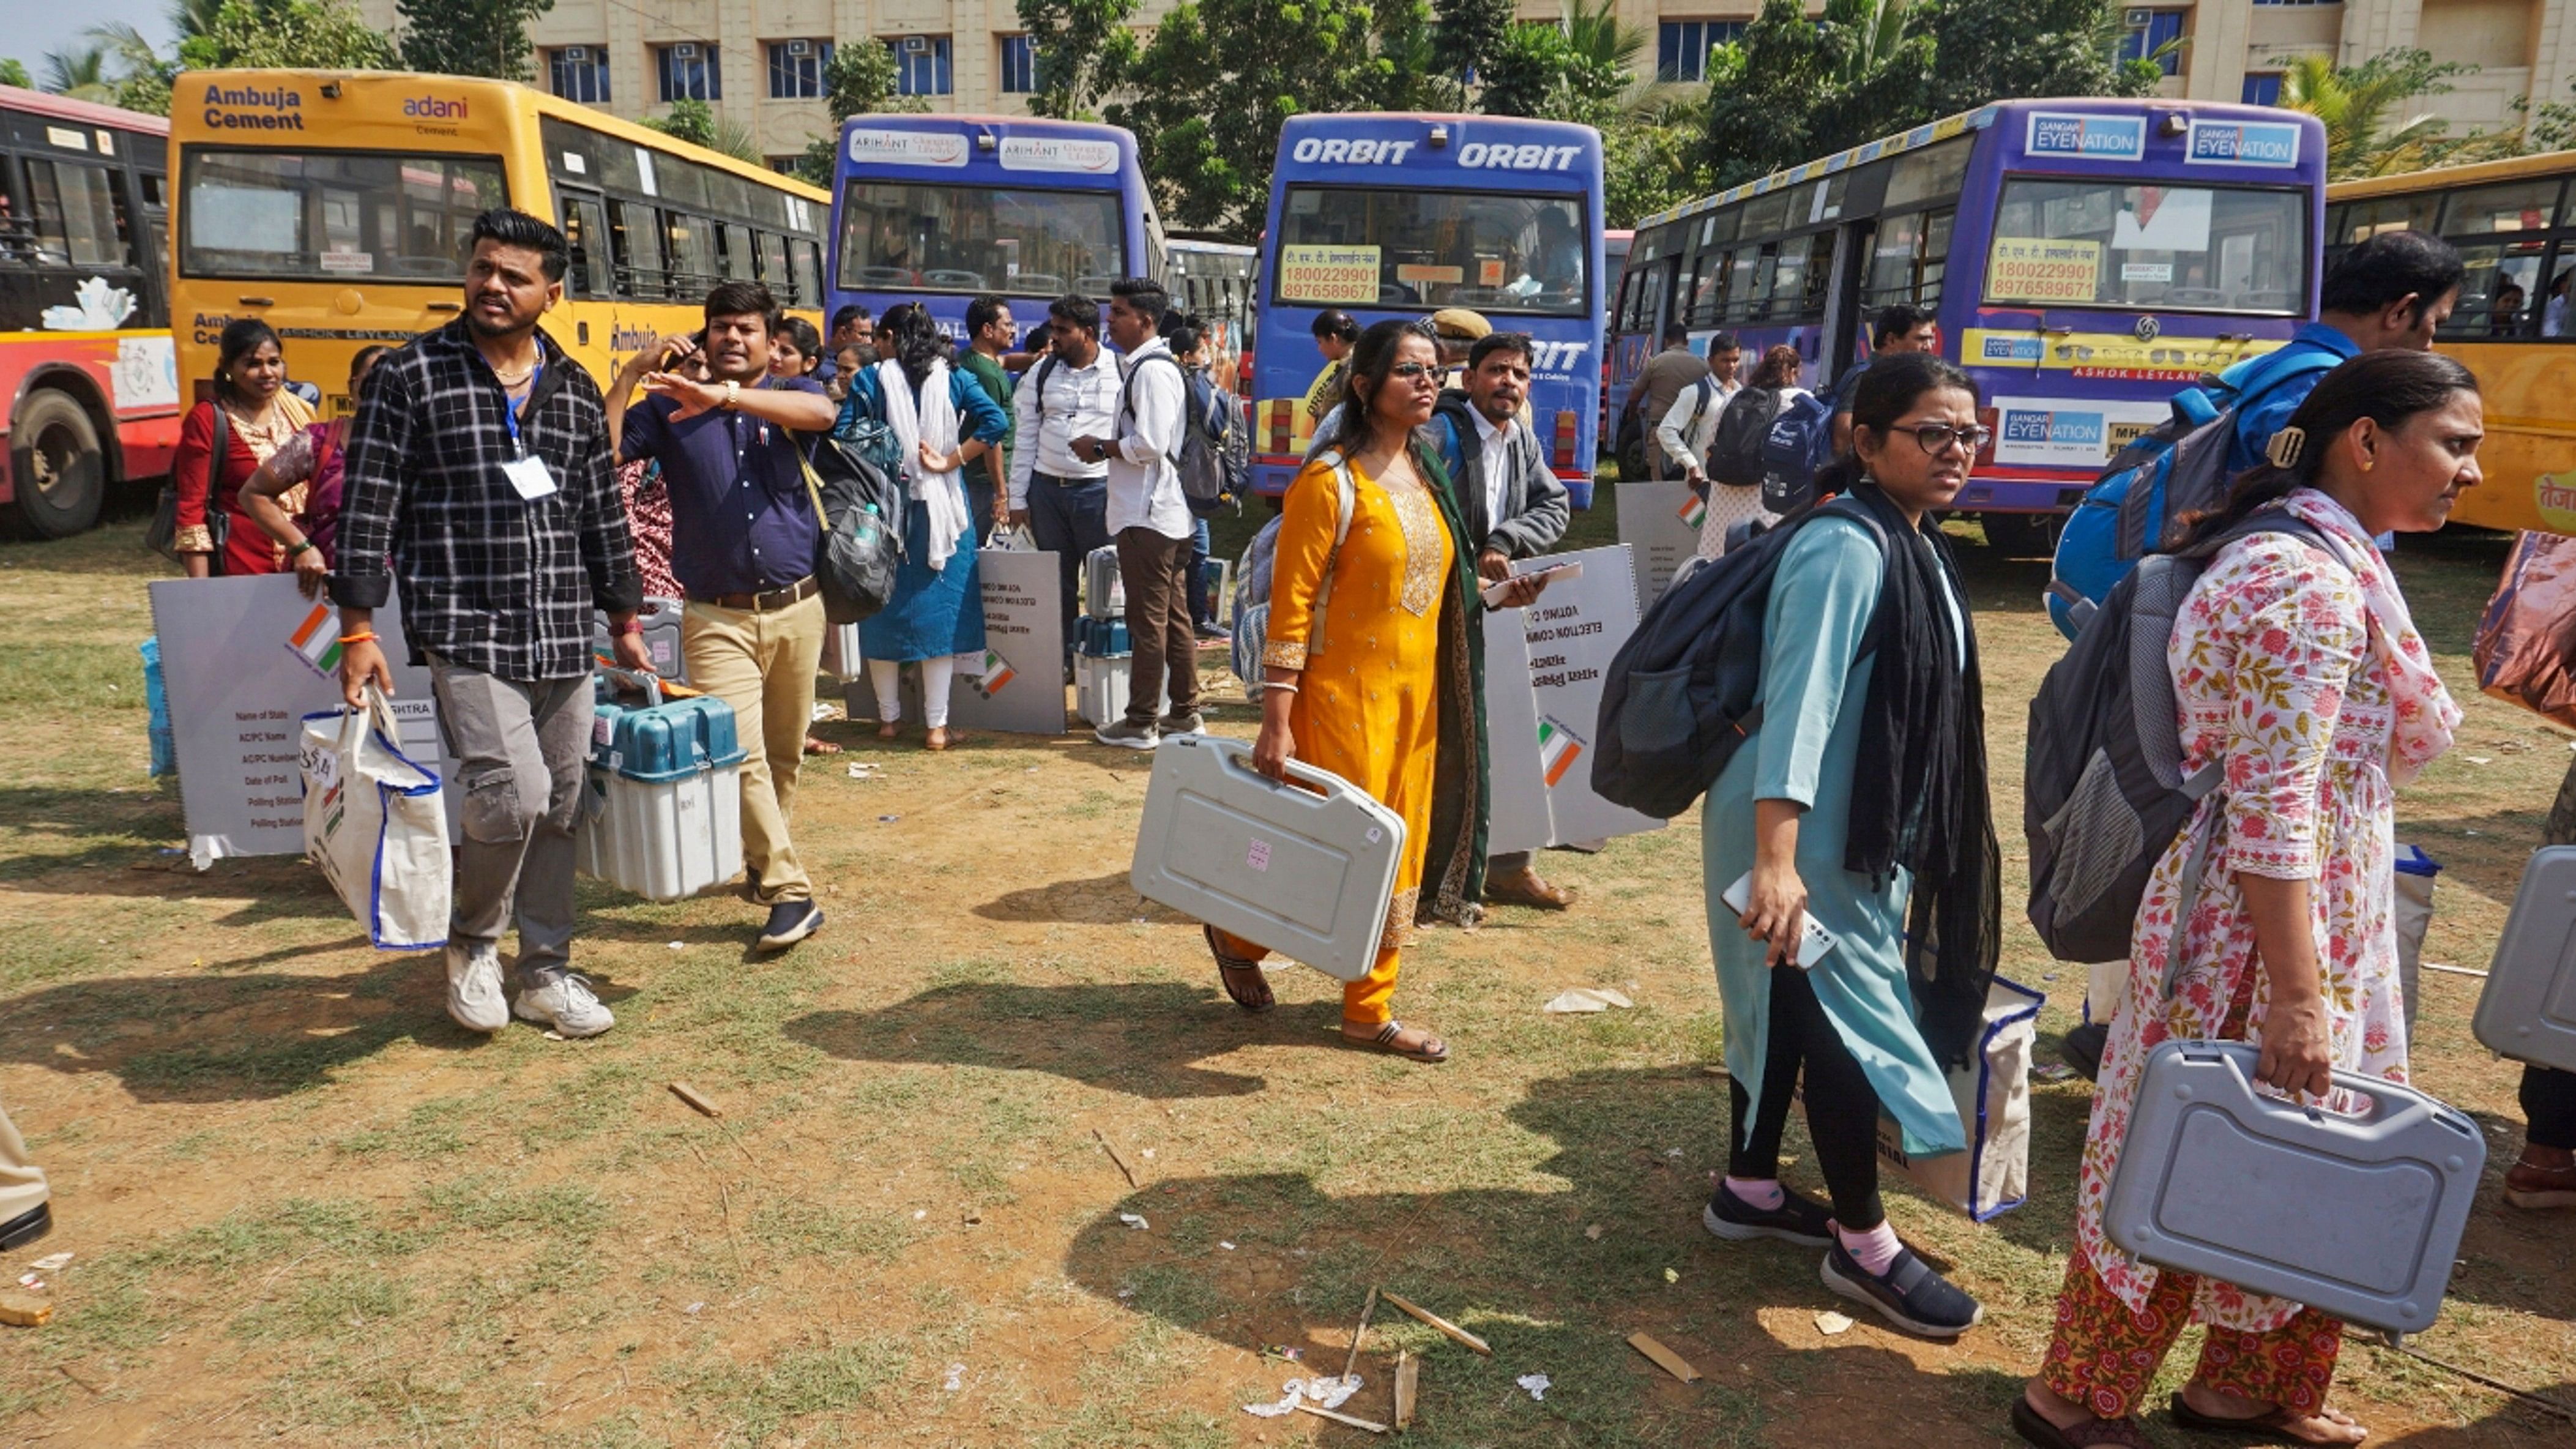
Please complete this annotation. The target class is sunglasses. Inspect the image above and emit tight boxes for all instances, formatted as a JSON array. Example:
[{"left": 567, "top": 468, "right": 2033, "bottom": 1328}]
[
  {"left": 1900, "top": 422, "right": 1994, "bottom": 455},
  {"left": 1387, "top": 361, "right": 1439, "bottom": 381}
]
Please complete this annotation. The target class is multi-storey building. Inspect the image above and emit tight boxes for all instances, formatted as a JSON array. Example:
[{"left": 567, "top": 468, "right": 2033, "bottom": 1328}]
[{"left": 350, "top": 0, "right": 2576, "bottom": 172}]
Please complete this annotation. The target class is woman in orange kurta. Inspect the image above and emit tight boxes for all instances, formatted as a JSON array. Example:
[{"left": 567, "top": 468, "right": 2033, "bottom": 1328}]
[{"left": 1207, "top": 318, "right": 1518, "bottom": 1062}]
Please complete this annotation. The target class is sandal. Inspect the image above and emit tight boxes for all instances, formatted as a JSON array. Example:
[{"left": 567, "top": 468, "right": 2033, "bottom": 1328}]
[
  {"left": 2012, "top": 1396, "right": 2151, "bottom": 1448},
  {"left": 876, "top": 720, "right": 901, "bottom": 741},
  {"left": 1345, "top": 1019, "right": 1449, "bottom": 1063},
  {"left": 804, "top": 736, "right": 843, "bottom": 755},
  {"left": 2167, "top": 1393, "right": 2365, "bottom": 1445},
  {"left": 1206, "top": 926, "right": 1273, "bottom": 1013}
]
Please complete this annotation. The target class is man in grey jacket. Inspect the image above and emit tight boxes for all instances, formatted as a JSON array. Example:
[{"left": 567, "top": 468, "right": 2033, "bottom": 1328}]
[{"left": 1428, "top": 331, "right": 1577, "bottom": 910}]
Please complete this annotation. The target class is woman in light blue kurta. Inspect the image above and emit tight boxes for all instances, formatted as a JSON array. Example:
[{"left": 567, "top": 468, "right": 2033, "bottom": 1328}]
[
  {"left": 839, "top": 304, "right": 1010, "bottom": 748},
  {"left": 1701, "top": 352, "right": 2003, "bottom": 1341}
]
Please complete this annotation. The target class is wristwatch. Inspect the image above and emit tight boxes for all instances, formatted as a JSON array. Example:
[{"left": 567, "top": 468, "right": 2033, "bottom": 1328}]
[{"left": 722, "top": 379, "right": 740, "bottom": 411}]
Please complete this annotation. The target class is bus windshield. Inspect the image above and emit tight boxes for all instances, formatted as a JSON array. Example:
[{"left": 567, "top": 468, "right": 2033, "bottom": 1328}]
[
  {"left": 179, "top": 148, "right": 507, "bottom": 281},
  {"left": 1274, "top": 185, "right": 1587, "bottom": 316},
  {"left": 835, "top": 181, "right": 1123, "bottom": 296},
  {"left": 1985, "top": 177, "right": 2307, "bottom": 315}
]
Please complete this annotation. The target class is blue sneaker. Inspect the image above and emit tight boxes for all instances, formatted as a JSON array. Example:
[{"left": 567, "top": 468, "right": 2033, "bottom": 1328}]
[
  {"left": 1701, "top": 1182, "right": 1833, "bottom": 1247},
  {"left": 1820, "top": 1236, "right": 1984, "bottom": 1338}
]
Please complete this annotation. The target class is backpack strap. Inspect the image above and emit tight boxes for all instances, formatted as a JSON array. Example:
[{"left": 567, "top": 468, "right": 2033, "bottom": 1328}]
[
  {"left": 1116, "top": 350, "right": 1188, "bottom": 464},
  {"left": 1032, "top": 353, "right": 1059, "bottom": 411},
  {"left": 1305, "top": 449, "right": 1360, "bottom": 658},
  {"left": 1684, "top": 373, "right": 1716, "bottom": 434},
  {"left": 1708, "top": 496, "right": 1889, "bottom": 740}
]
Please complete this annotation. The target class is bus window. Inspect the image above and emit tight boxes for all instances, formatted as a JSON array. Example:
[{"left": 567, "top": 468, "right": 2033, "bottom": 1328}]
[
  {"left": 789, "top": 238, "right": 822, "bottom": 307},
  {"left": 2446, "top": 237, "right": 2548, "bottom": 338},
  {"left": 560, "top": 195, "right": 611, "bottom": 297},
  {"left": 1724, "top": 248, "right": 1758, "bottom": 321},
  {"left": 664, "top": 211, "right": 716, "bottom": 293},
  {"left": 756, "top": 229, "right": 789, "bottom": 289},
  {"left": 2444, "top": 178, "right": 2564, "bottom": 235},
  {"left": 1987, "top": 177, "right": 2307, "bottom": 315},
  {"left": 2335, "top": 193, "right": 2440, "bottom": 245},
  {"left": 23, "top": 158, "right": 127, "bottom": 267},
  {"left": 835, "top": 180, "right": 1123, "bottom": 296},
  {"left": 720, "top": 222, "right": 755, "bottom": 280},
  {"left": 178, "top": 149, "right": 505, "bottom": 280},
  {"left": 1740, "top": 190, "right": 1791, "bottom": 241},
  {"left": 1864, "top": 206, "right": 1953, "bottom": 308},
  {"left": 1275, "top": 186, "right": 1587, "bottom": 315},
  {"left": 608, "top": 198, "right": 664, "bottom": 298},
  {"left": 1885, "top": 138, "right": 1968, "bottom": 210}
]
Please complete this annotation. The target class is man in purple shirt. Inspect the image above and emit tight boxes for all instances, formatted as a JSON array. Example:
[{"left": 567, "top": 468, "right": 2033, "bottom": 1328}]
[{"left": 608, "top": 281, "right": 839, "bottom": 953}]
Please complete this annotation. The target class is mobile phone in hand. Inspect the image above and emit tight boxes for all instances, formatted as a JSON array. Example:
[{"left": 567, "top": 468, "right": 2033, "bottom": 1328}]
[{"left": 1720, "top": 871, "right": 1837, "bottom": 969}]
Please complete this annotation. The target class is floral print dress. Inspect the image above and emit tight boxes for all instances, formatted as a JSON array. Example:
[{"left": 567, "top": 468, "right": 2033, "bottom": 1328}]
[{"left": 2069, "top": 488, "right": 2459, "bottom": 1334}]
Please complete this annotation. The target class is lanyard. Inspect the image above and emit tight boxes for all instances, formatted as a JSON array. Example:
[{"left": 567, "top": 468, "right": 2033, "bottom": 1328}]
[{"left": 502, "top": 357, "right": 543, "bottom": 456}]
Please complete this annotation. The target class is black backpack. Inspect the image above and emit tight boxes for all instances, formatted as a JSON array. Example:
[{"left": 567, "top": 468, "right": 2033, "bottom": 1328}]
[
  {"left": 1614, "top": 391, "right": 1650, "bottom": 480},
  {"left": 1591, "top": 496, "right": 1885, "bottom": 819},
  {"left": 2023, "top": 510, "right": 2338, "bottom": 964},
  {"left": 800, "top": 433, "right": 907, "bottom": 626},
  {"left": 1706, "top": 385, "right": 1783, "bottom": 490}
]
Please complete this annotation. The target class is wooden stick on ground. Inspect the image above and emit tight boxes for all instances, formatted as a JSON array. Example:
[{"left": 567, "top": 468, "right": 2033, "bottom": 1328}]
[
  {"left": 1626, "top": 1331, "right": 1703, "bottom": 1383},
  {"left": 668, "top": 1082, "right": 723, "bottom": 1118},
  {"left": 1393, "top": 1350, "right": 1418, "bottom": 1431},
  {"left": 1295, "top": 1401, "right": 1390, "bottom": 1434},
  {"left": 1341, "top": 1284, "right": 1380, "bottom": 1382},
  {"left": 1381, "top": 1291, "right": 1491, "bottom": 1357},
  {"left": 1092, "top": 1128, "right": 1140, "bottom": 1189}
]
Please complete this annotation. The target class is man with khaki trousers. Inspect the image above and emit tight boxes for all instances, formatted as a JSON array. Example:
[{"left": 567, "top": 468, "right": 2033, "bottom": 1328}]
[
  {"left": 0, "top": 1096, "right": 48, "bottom": 1250},
  {"left": 611, "top": 281, "right": 839, "bottom": 953}
]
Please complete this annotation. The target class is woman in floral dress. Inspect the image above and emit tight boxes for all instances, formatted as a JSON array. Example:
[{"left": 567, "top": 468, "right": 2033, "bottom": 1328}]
[{"left": 2014, "top": 349, "right": 2482, "bottom": 1449}]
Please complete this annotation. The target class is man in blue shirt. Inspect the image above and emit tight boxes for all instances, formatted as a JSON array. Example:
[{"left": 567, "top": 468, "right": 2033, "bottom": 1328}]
[
  {"left": 609, "top": 281, "right": 839, "bottom": 953},
  {"left": 2223, "top": 229, "right": 2465, "bottom": 475}
]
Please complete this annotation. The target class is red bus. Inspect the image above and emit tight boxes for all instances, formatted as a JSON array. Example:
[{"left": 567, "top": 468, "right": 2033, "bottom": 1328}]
[{"left": 1, "top": 85, "right": 178, "bottom": 538}]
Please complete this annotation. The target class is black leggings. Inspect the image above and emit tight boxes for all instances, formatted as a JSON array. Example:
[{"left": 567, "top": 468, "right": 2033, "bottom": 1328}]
[
  {"left": 2524, "top": 1065, "right": 2576, "bottom": 1151},
  {"left": 1729, "top": 963, "right": 1886, "bottom": 1230}
]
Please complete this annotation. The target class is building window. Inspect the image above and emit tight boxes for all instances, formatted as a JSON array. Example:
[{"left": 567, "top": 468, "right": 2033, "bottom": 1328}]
[
  {"left": 767, "top": 40, "right": 832, "bottom": 98},
  {"left": 885, "top": 35, "right": 953, "bottom": 96},
  {"left": 2119, "top": 10, "right": 2186, "bottom": 75},
  {"left": 548, "top": 47, "right": 611, "bottom": 104},
  {"left": 657, "top": 43, "right": 720, "bottom": 102},
  {"left": 1000, "top": 34, "right": 1038, "bottom": 94},
  {"left": 1656, "top": 21, "right": 1746, "bottom": 83},
  {"left": 2241, "top": 71, "right": 2284, "bottom": 105}
]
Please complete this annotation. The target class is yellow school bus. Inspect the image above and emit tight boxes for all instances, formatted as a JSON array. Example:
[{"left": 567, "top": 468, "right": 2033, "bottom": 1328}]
[
  {"left": 2330, "top": 152, "right": 2576, "bottom": 534},
  {"left": 168, "top": 69, "right": 828, "bottom": 415}
]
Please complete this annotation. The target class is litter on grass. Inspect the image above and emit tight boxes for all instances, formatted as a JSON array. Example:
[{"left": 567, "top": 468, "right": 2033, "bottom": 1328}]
[
  {"left": 2034, "top": 1062, "right": 2079, "bottom": 1082},
  {"left": 1815, "top": 1311, "right": 1855, "bottom": 1336},
  {"left": 944, "top": 1363, "right": 964, "bottom": 1391},
  {"left": 1543, "top": 987, "right": 1635, "bottom": 1013},
  {"left": 1243, "top": 1374, "right": 1362, "bottom": 1418},
  {"left": 28, "top": 1254, "right": 71, "bottom": 1274},
  {"left": 1517, "top": 1373, "right": 1551, "bottom": 1401},
  {"left": 1119, "top": 1212, "right": 1150, "bottom": 1231}
]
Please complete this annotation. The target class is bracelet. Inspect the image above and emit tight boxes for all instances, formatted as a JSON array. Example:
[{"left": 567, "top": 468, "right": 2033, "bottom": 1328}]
[
  {"left": 1262, "top": 681, "right": 1300, "bottom": 695},
  {"left": 337, "top": 631, "right": 378, "bottom": 645},
  {"left": 285, "top": 540, "right": 315, "bottom": 557}
]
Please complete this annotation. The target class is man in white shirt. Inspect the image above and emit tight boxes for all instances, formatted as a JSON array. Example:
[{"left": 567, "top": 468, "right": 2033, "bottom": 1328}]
[
  {"left": 1075, "top": 278, "right": 1198, "bottom": 749},
  {"left": 1658, "top": 329, "right": 1743, "bottom": 489},
  {"left": 1007, "top": 294, "right": 1121, "bottom": 665}
]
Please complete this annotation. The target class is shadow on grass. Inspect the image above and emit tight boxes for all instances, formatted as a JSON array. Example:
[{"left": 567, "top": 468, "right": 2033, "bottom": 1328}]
[
  {"left": 972, "top": 871, "right": 1195, "bottom": 925},
  {"left": 782, "top": 982, "right": 1329, "bottom": 1098},
  {"left": 2380, "top": 1384, "right": 2576, "bottom": 1448}
]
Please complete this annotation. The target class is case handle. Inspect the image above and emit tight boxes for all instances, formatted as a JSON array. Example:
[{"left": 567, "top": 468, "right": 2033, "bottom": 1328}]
[
  {"left": 1202, "top": 735, "right": 1347, "bottom": 802},
  {"left": 2173, "top": 1040, "right": 2449, "bottom": 1130}
]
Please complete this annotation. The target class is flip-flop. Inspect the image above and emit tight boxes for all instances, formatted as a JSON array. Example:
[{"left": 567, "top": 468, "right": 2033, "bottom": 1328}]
[
  {"left": 2011, "top": 1396, "right": 2152, "bottom": 1448},
  {"left": 1205, "top": 926, "right": 1273, "bottom": 1013},
  {"left": 2167, "top": 1393, "right": 2364, "bottom": 1443},
  {"left": 804, "top": 736, "right": 843, "bottom": 755},
  {"left": 1346, "top": 1019, "right": 1449, "bottom": 1063}
]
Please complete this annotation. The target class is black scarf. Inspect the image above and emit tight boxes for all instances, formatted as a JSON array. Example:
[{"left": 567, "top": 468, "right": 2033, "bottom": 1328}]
[{"left": 1840, "top": 483, "right": 2001, "bottom": 1071}]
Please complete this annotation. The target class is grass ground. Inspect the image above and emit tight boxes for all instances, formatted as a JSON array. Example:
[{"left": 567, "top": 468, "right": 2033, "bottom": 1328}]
[{"left": 0, "top": 506, "right": 2569, "bottom": 1447}]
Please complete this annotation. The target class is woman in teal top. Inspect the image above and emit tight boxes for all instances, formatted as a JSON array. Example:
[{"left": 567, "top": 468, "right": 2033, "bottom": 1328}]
[{"left": 1702, "top": 351, "right": 2003, "bottom": 1339}]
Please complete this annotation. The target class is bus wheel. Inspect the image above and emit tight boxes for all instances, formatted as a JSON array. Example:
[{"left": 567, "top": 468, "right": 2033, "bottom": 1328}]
[
  {"left": 7, "top": 390, "right": 106, "bottom": 540},
  {"left": 1981, "top": 512, "right": 2058, "bottom": 559}
]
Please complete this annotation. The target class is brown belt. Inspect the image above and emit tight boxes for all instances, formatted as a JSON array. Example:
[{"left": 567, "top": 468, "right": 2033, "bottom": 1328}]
[{"left": 690, "top": 575, "right": 819, "bottom": 612}]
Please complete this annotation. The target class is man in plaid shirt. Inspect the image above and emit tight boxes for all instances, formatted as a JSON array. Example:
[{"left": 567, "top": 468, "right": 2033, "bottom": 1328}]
[{"left": 332, "top": 208, "right": 650, "bottom": 1041}]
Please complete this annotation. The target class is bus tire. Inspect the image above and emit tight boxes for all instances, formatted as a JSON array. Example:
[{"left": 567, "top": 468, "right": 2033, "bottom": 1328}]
[
  {"left": 1981, "top": 512, "right": 2058, "bottom": 559},
  {"left": 6, "top": 390, "right": 107, "bottom": 540}
]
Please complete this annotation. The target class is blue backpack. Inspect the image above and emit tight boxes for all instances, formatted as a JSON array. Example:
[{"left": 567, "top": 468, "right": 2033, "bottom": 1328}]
[
  {"left": 2045, "top": 343, "right": 2342, "bottom": 639},
  {"left": 1759, "top": 387, "right": 1837, "bottom": 515}
]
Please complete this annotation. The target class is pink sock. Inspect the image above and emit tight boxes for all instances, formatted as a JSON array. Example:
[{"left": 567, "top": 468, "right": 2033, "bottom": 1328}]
[
  {"left": 1722, "top": 1176, "right": 1785, "bottom": 1211},
  {"left": 1836, "top": 1220, "right": 1902, "bottom": 1276}
]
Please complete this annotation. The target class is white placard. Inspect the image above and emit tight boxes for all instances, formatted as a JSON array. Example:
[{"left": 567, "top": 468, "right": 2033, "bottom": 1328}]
[
  {"left": 1481, "top": 544, "right": 1662, "bottom": 853},
  {"left": 149, "top": 575, "right": 453, "bottom": 867},
  {"left": 1614, "top": 480, "right": 1703, "bottom": 618},
  {"left": 843, "top": 549, "right": 1068, "bottom": 736}
]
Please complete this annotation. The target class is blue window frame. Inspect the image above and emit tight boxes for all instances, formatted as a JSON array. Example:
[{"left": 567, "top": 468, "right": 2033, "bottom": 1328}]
[
  {"left": 2241, "top": 72, "right": 2284, "bottom": 105},
  {"left": 657, "top": 43, "right": 720, "bottom": 102},
  {"left": 885, "top": 35, "right": 953, "bottom": 97},
  {"left": 1000, "top": 34, "right": 1038, "bottom": 94},
  {"left": 767, "top": 40, "right": 832, "bottom": 99},
  {"left": 548, "top": 47, "right": 611, "bottom": 104},
  {"left": 2120, "top": 10, "right": 2185, "bottom": 75},
  {"left": 1656, "top": 20, "right": 1746, "bottom": 83}
]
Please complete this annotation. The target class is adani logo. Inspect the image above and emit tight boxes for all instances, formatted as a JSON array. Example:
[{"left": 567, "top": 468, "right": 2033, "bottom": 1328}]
[{"left": 403, "top": 95, "right": 470, "bottom": 121}]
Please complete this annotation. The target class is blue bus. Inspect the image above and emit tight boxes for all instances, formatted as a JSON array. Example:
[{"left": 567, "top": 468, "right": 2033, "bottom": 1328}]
[
  {"left": 825, "top": 114, "right": 1165, "bottom": 341},
  {"left": 1609, "top": 99, "right": 2325, "bottom": 550},
  {"left": 1249, "top": 113, "right": 1606, "bottom": 505}
]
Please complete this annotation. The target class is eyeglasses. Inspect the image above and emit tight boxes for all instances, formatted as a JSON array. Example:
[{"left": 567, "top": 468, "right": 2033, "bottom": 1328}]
[
  {"left": 1905, "top": 423, "right": 1993, "bottom": 455},
  {"left": 1388, "top": 362, "right": 1439, "bottom": 381}
]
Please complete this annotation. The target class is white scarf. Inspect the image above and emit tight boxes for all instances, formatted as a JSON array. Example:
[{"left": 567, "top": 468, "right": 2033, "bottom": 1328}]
[{"left": 877, "top": 357, "right": 969, "bottom": 570}]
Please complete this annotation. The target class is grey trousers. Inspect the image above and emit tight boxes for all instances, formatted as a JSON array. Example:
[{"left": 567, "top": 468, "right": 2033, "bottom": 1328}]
[
  {"left": 1490, "top": 851, "right": 1534, "bottom": 876},
  {"left": 0, "top": 1094, "right": 44, "bottom": 1223},
  {"left": 429, "top": 657, "right": 592, "bottom": 979}
]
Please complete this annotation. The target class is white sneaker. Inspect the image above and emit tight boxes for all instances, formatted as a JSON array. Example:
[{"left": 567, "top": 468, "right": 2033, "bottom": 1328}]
[
  {"left": 513, "top": 971, "right": 615, "bottom": 1038},
  {"left": 444, "top": 941, "right": 508, "bottom": 1034}
]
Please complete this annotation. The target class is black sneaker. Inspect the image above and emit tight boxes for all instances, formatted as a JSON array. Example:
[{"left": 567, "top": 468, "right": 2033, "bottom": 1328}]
[
  {"left": 0, "top": 1201, "right": 51, "bottom": 1252},
  {"left": 1701, "top": 1182, "right": 1833, "bottom": 1247},
  {"left": 756, "top": 900, "right": 824, "bottom": 953},
  {"left": 1820, "top": 1236, "right": 1984, "bottom": 1338},
  {"left": 2062, "top": 1021, "right": 2109, "bottom": 1082}
]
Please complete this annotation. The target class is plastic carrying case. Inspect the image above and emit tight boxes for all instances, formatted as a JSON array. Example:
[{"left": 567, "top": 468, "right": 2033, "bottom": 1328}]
[
  {"left": 577, "top": 673, "right": 747, "bottom": 902},
  {"left": 1129, "top": 734, "right": 1404, "bottom": 982},
  {"left": 2474, "top": 843, "right": 2576, "bottom": 1072},
  {"left": 2102, "top": 1040, "right": 2484, "bottom": 1339}
]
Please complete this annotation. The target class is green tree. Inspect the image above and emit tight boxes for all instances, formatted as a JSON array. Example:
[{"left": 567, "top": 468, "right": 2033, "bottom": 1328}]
[
  {"left": 792, "top": 41, "right": 924, "bottom": 185},
  {"left": 644, "top": 97, "right": 762, "bottom": 163},
  {"left": 0, "top": 59, "right": 31, "bottom": 90},
  {"left": 1014, "top": 0, "right": 1140, "bottom": 121},
  {"left": 1372, "top": 0, "right": 1446, "bottom": 113},
  {"left": 43, "top": 47, "right": 117, "bottom": 103},
  {"left": 1478, "top": 19, "right": 1622, "bottom": 124},
  {"left": 2274, "top": 48, "right": 2470, "bottom": 178},
  {"left": 1430, "top": 0, "right": 1516, "bottom": 106},
  {"left": 1907, "top": 0, "right": 2156, "bottom": 120},
  {"left": 397, "top": 0, "right": 557, "bottom": 82},
  {"left": 1109, "top": 0, "right": 1389, "bottom": 234},
  {"left": 179, "top": 0, "right": 398, "bottom": 73}
]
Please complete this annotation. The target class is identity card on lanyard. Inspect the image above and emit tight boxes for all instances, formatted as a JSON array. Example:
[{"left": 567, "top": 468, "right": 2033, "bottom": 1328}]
[{"left": 499, "top": 360, "right": 558, "bottom": 501}]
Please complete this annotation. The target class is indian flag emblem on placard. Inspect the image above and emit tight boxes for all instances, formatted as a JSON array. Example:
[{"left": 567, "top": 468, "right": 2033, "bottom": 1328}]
[
  {"left": 970, "top": 649, "right": 1015, "bottom": 698},
  {"left": 1678, "top": 492, "right": 1708, "bottom": 530},
  {"left": 286, "top": 602, "right": 343, "bottom": 680},
  {"left": 1537, "top": 715, "right": 1586, "bottom": 788}
]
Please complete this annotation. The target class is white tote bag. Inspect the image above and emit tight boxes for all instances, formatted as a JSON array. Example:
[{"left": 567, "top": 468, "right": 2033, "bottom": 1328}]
[
  {"left": 1864, "top": 977, "right": 2044, "bottom": 1221},
  {"left": 300, "top": 689, "right": 450, "bottom": 950}
]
